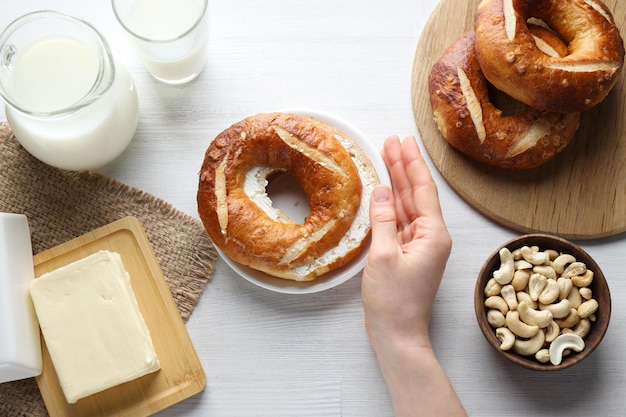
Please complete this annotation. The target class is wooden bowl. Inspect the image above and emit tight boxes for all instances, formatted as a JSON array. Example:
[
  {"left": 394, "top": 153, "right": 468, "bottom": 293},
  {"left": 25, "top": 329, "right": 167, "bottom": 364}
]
[{"left": 474, "top": 234, "right": 611, "bottom": 371}]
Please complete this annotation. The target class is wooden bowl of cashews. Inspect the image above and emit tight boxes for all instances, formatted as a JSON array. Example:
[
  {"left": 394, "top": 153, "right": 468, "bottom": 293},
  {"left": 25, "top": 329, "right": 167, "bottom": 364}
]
[{"left": 474, "top": 234, "right": 611, "bottom": 371}]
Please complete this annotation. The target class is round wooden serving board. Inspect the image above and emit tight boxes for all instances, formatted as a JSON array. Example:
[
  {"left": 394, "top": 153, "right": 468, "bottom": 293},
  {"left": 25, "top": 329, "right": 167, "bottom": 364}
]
[{"left": 412, "top": 0, "right": 626, "bottom": 240}]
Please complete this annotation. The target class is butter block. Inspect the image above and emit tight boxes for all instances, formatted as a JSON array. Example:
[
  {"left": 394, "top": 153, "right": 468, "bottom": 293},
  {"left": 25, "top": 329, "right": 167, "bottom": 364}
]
[
  {"left": 0, "top": 213, "right": 42, "bottom": 384},
  {"left": 29, "top": 250, "right": 160, "bottom": 404}
]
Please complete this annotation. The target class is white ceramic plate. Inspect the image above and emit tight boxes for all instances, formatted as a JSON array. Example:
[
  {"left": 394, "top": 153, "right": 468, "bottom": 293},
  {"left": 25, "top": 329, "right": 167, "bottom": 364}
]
[{"left": 217, "top": 108, "right": 391, "bottom": 294}]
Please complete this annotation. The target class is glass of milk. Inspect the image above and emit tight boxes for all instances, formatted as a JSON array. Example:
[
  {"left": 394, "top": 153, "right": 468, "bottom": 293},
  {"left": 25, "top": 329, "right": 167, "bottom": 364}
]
[
  {"left": 112, "top": 0, "right": 209, "bottom": 85},
  {"left": 0, "top": 11, "right": 139, "bottom": 171}
]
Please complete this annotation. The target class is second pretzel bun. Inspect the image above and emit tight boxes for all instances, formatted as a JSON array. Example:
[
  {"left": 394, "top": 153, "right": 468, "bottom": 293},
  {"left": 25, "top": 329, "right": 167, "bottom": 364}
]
[
  {"left": 197, "top": 112, "right": 379, "bottom": 281},
  {"left": 429, "top": 28, "right": 580, "bottom": 169}
]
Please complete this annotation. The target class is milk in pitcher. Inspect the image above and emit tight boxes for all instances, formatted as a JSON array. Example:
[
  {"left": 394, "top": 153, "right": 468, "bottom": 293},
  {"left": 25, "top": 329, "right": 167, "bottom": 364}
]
[{"left": 0, "top": 11, "right": 138, "bottom": 171}]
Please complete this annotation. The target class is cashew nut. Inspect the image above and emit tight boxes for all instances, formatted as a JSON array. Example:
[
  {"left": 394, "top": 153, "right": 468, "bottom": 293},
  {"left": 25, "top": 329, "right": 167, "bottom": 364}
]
[
  {"left": 493, "top": 247, "right": 515, "bottom": 285},
  {"left": 514, "top": 259, "right": 533, "bottom": 270},
  {"left": 528, "top": 273, "right": 547, "bottom": 301},
  {"left": 579, "top": 287, "right": 592, "bottom": 300},
  {"left": 516, "top": 291, "right": 537, "bottom": 309},
  {"left": 513, "top": 330, "right": 545, "bottom": 356},
  {"left": 555, "top": 308, "right": 580, "bottom": 329},
  {"left": 544, "top": 320, "right": 560, "bottom": 343},
  {"left": 562, "top": 261, "right": 586, "bottom": 278},
  {"left": 552, "top": 253, "right": 576, "bottom": 274},
  {"left": 496, "top": 327, "right": 515, "bottom": 351},
  {"left": 566, "top": 287, "right": 583, "bottom": 308},
  {"left": 511, "top": 269, "right": 531, "bottom": 291},
  {"left": 484, "top": 277, "right": 503, "bottom": 297},
  {"left": 485, "top": 296, "right": 509, "bottom": 315},
  {"left": 578, "top": 299, "right": 599, "bottom": 319},
  {"left": 544, "top": 249, "right": 559, "bottom": 261},
  {"left": 538, "top": 279, "right": 560, "bottom": 305},
  {"left": 501, "top": 285, "right": 518, "bottom": 311},
  {"left": 535, "top": 348, "right": 551, "bottom": 363},
  {"left": 518, "top": 301, "right": 553, "bottom": 328},
  {"left": 506, "top": 311, "right": 539, "bottom": 338},
  {"left": 487, "top": 309, "right": 506, "bottom": 328},
  {"left": 572, "top": 269, "right": 594, "bottom": 288},
  {"left": 549, "top": 333, "right": 585, "bottom": 365},
  {"left": 521, "top": 246, "right": 548, "bottom": 265},
  {"left": 563, "top": 318, "right": 591, "bottom": 339},
  {"left": 557, "top": 277, "right": 573, "bottom": 300},
  {"left": 539, "top": 299, "right": 571, "bottom": 319},
  {"left": 533, "top": 265, "right": 557, "bottom": 281}
]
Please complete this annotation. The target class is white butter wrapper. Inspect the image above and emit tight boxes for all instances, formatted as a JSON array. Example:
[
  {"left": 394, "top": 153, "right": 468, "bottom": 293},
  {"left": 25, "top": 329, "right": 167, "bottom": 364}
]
[{"left": 0, "top": 213, "right": 42, "bottom": 384}]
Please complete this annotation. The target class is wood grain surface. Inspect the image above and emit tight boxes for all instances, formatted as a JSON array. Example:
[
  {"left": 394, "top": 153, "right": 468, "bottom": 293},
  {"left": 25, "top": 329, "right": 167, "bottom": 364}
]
[
  {"left": 412, "top": 0, "right": 626, "bottom": 240},
  {"left": 32, "top": 217, "right": 205, "bottom": 417}
]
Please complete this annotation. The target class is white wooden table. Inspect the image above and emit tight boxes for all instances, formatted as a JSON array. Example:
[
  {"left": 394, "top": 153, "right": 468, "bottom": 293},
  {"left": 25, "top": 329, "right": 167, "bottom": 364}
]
[{"left": 1, "top": 1, "right": 625, "bottom": 416}]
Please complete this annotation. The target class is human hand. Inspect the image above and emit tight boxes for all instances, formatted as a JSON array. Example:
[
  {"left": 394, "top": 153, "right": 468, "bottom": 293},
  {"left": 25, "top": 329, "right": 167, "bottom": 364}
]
[
  {"left": 362, "top": 134, "right": 452, "bottom": 350},
  {"left": 361, "top": 135, "right": 465, "bottom": 417}
]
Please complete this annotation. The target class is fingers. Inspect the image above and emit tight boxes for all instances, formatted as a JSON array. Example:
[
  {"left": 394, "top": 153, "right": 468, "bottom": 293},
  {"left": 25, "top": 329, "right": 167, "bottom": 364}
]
[
  {"left": 400, "top": 136, "right": 446, "bottom": 223},
  {"left": 382, "top": 135, "right": 445, "bottom": 225},
  {"left": 368, "top": 185, "right": 400, "bottom": 259},
  {"left": 381, "top": 135, "right": 412, "bottom": 226}
]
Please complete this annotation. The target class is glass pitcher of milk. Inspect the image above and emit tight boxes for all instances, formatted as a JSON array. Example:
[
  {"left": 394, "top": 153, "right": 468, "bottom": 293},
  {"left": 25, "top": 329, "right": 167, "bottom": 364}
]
[{"left": 0, "top": 11, "right": 139, "bottom": 171}]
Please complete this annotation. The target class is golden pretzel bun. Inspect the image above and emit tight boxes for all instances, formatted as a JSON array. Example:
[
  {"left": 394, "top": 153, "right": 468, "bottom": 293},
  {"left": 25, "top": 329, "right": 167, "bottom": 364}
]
[
  {"left": 474, "top": 0, "right": 624, "bottom": 113},
  {"left": 429, "top": 29, "right": 580, "bottom": 169},
  {"left": 197, "top": 112, "right": 379, "bottom": 281}
]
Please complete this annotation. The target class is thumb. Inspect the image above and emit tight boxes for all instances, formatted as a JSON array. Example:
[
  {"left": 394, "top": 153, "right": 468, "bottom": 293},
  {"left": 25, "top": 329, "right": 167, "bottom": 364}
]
[{"left": 368, "top": 185, "right": 398, "bottom": 253}]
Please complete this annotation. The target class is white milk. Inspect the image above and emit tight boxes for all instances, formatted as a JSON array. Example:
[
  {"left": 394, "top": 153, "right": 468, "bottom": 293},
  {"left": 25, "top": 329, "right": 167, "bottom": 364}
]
[
  {"left": 134, "top": 36, "right": 209, "bottom": 84},
  {"left": 10, "top": 36, "right": 99, "bottom": 113},
  {"left": 123, "top": 0, "right": 209, "bottom": 84},
  {"left": 5, "top": 35, "right": 138, "bottom": 171},
  {"left": 128, "top": 0, "right": 202, "bottom": 40}
]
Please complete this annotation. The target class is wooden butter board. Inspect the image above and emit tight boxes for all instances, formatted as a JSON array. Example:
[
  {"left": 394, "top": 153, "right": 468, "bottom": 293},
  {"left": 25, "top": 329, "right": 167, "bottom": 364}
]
[
  {"left": 412, "top": 0, "right": 626, "bottom": 240},
  {"left": 32, "top": 216, "right": 206, "bottom": 417}
]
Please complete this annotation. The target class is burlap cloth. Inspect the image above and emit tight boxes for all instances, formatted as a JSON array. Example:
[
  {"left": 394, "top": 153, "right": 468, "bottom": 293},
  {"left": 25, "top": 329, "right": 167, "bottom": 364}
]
[{"left": 0, "top": 123, "right": 217, "bottom": 416}]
